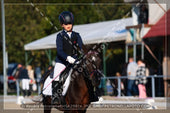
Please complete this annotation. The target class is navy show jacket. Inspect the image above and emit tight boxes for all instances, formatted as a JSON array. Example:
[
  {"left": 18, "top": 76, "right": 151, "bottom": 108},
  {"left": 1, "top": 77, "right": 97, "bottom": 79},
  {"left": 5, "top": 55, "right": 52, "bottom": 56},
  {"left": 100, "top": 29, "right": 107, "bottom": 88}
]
[{"left": 55, "top": 30, "right": 83, "bottom": 65}]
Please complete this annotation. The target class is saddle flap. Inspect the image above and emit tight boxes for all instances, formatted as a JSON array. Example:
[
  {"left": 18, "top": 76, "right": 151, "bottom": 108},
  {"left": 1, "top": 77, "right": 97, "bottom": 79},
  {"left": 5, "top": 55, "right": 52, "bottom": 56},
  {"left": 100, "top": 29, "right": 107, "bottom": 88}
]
[{"left": 59, "top": 67, "right": 72, "bottom": 84}]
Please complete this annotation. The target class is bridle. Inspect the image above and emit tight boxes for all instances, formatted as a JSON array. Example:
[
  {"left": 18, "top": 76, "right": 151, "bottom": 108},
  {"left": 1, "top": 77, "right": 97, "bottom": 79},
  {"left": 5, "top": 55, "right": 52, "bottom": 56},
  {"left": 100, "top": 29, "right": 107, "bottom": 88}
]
[{"left": 82, "top": 50, "right": 101, "bottom": 79}]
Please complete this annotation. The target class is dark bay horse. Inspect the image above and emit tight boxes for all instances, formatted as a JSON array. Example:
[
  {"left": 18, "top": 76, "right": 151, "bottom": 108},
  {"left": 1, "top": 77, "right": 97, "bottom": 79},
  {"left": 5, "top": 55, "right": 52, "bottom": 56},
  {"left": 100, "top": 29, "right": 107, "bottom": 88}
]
[{"left": 43, "top": 45, "right": 102, "bottom": 113}]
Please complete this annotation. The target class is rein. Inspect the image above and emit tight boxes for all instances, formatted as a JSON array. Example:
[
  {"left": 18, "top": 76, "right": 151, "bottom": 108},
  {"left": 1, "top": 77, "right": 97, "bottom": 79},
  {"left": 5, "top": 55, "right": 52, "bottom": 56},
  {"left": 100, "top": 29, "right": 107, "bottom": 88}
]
[
  {"left": 81, "top": 52, "right": 99, "bottom": 79},
  {"left": 90, "top": 70, "right": 97, "bottom": 78}
]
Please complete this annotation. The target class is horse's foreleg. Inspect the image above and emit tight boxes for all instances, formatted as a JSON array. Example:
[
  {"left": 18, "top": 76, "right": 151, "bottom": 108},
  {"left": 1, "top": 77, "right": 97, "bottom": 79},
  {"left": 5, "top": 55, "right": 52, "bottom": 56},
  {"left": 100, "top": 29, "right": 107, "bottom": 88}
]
[
  {"left": 79, "top": 110, "right": 87, "bottom": 113},
  {"left": 64, "top": 110, "right": 86, "bottom": 113},
  {"left": 44, "top": 105, "right": 52, "bottom": 113},
  {"left": 43, "top": 95, "right": 52, "bottom": 113},
  {"left": 64, "top": 110, "right": 80, "bottom": 113}
]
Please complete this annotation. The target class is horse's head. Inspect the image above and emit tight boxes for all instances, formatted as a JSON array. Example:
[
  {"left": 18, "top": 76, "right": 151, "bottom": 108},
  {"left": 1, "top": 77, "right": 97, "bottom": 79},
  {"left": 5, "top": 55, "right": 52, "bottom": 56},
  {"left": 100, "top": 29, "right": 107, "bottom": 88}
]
[{"left": 82, "top": 44, "right": 103, "bottom": 87}]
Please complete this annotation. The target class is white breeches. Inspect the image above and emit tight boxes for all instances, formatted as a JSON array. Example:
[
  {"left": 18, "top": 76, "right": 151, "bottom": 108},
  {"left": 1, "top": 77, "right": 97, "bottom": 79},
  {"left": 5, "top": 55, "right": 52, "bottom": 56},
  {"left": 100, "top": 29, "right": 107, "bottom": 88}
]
[
  {"left": 53, "top": 63, "right": 66, "bottom": 81},
  {"left": 22, "top": 79, "right": 30, "bottom": 90},
  {"left": 42, "top": 63, "right": 66, "bottom": 95}
]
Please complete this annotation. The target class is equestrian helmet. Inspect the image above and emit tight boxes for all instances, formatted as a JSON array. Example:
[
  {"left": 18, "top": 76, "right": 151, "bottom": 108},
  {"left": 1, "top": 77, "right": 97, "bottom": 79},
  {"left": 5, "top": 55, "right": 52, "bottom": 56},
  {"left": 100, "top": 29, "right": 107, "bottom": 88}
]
[{"left": 59, "top": 11, "right": 74, "bottom": 25}]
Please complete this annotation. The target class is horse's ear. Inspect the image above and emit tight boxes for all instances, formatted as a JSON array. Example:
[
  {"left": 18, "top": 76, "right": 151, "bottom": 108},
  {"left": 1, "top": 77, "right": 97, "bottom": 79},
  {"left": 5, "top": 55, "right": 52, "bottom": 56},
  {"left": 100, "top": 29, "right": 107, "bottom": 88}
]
[
  {"left": 82, "top": 43, "right": 104, "bottom": 54},
  {"left": 82, "top": 45, "right": 93, "bottom": 54},
  {"left": 91, "top": 43, "right": 103, "bottom": 53}
]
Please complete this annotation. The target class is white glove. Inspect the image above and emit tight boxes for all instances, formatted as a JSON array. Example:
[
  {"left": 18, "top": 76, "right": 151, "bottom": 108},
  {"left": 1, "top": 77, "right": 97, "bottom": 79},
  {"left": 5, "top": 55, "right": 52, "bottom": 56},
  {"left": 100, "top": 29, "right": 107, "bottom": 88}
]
[{"left": 66, "top": 56, "right": 76, "bottom": 64}]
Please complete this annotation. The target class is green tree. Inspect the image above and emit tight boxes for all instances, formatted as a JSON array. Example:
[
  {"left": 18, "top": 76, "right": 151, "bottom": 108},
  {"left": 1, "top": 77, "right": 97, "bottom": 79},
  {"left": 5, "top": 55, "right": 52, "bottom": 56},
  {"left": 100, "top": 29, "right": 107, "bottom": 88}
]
[{"left": 0, "top": 0, "right": 131, "bottom": 73}]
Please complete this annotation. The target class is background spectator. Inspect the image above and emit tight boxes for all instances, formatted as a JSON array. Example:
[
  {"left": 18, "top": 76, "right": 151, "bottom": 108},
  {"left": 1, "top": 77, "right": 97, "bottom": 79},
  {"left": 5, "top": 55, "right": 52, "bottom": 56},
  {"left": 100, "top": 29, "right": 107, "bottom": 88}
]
[
  {"left": 35, "top": 66, "right": 42, "bottom": 94},
  {"left": 127, "top": 57, "right": 138, "bottom": 96},
  {"left": 20, "top": 65, "right": 30, "bottom": 97},
  {"left": 27, "top": 65, "right": 35, "bottom": 84},
  {"left": 14, "top": 64, "right": 22, "bottom": 80},
  {"left": 121, "top": 63, "right": 128, "bottom": 95},
  {"left": 35, "top": 66, "right": 42, "bottom": 83},
  {"left": 136, "top": 60, "right": 147, "bottom": 98},
  {"left": 27, "top": 65, "right": 37, "bottom": 92},
  {"left": 106, "top": 79, "right": 113, "bottom": 95},
  {"left": 113, "top": 72, "right": 125, "bottom": 96},
  {"left": 138, "top": 4, "right": 148, "bottom": 24}
]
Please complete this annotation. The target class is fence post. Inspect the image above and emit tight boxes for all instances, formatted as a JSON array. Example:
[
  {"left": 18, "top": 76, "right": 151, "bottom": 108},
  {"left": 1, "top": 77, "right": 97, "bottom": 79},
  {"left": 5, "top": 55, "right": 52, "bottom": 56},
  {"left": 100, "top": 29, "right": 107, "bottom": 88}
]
[
  {"left": 118, "top": 77, "right": 121, "bottom": 97},
  {"left": 151, "top": 76, "right": 155, "bottom": 98}
]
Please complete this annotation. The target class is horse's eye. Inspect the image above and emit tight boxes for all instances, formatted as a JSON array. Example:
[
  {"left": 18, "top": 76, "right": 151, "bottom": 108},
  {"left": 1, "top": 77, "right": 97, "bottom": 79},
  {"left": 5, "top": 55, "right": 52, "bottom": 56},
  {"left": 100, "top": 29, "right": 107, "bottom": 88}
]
[{"left": 92, "top": 56, "right": 96, "bottom": 61}]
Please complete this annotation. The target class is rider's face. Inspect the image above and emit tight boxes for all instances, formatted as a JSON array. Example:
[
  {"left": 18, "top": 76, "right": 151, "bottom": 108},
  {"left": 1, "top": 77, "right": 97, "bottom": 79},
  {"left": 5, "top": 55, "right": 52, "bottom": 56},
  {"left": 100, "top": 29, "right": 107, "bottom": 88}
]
[{"left": 62, "top": 24, "right": 73, "bottom": 32}]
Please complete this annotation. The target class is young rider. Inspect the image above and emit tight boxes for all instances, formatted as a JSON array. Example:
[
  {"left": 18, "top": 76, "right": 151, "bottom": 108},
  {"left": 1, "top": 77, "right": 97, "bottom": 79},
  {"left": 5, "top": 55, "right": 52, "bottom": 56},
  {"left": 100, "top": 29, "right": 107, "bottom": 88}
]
[{"left": 51, "top": 11, "right": 83, "bottom": 104}]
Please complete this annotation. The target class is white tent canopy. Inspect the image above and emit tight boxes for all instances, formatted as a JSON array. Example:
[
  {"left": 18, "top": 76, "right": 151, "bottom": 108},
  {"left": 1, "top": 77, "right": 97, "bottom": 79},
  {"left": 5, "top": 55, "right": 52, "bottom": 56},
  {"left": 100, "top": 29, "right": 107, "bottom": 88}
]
[{"left": 24, "top": 18, "right": 133, "bottom": 51}]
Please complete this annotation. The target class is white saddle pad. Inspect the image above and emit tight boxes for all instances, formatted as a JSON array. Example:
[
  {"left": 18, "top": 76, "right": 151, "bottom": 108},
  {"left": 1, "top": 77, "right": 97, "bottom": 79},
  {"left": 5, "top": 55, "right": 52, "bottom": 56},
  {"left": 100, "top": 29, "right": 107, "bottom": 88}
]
[{"left": 42, "top": 69, "right": 73, "bottom": 96}]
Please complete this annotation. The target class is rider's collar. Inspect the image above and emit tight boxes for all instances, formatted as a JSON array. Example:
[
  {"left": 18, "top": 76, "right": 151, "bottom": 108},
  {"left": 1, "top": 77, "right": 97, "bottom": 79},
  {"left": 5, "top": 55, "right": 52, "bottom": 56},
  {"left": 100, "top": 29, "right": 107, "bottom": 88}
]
[{"left": 63, "top": 30, "right": 72, "bottom": 38}]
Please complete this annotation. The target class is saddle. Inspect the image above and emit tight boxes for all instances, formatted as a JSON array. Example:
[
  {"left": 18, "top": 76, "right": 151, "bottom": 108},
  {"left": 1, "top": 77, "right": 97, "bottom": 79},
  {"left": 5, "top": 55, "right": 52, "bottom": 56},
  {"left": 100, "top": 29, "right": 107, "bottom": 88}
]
[
  {"left": 50, "top": 66, "right": 72, "bottom": 105},
  {"left": 49, "top": 66, "right": 71, "bottom": 84}
]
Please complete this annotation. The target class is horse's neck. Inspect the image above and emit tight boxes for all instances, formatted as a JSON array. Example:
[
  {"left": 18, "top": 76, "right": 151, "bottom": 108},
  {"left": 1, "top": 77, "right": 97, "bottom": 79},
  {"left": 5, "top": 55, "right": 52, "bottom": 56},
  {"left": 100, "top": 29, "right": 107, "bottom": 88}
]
[
  {"left": 68, "top": 73, "right": 88, "bottom": 94},
  {"left": 72, "top": 74, "right": 86, "bottom": 86},
  {"left": 65, "top": 72, "right": 90, "bottom": 106}
]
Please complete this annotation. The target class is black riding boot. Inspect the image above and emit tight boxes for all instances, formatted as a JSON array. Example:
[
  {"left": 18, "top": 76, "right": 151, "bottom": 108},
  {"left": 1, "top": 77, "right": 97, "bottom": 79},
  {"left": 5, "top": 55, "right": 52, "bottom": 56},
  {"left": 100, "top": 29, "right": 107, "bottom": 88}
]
[
  {"left": 23, "top": 90, "right": 26, "bottom": 97},
  {"left": 52, "top": 81, "right": 62, "bottom": 104}
]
